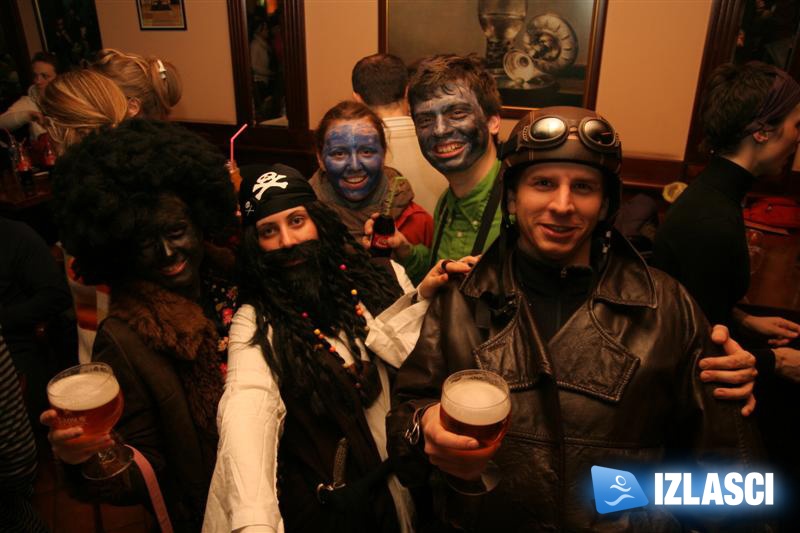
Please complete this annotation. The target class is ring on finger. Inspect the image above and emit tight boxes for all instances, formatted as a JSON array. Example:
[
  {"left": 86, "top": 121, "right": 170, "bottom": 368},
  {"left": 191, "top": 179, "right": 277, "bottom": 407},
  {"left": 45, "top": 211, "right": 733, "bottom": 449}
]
[{"left": 441, "top": 259, "right": 454, "bottom": 273}]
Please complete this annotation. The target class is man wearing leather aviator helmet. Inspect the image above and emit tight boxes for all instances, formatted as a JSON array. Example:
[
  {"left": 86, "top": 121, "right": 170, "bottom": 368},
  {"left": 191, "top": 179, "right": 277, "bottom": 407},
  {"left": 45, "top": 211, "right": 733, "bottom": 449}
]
[{"left": 387, "top": 107, "right": 765, "bottom": 532}]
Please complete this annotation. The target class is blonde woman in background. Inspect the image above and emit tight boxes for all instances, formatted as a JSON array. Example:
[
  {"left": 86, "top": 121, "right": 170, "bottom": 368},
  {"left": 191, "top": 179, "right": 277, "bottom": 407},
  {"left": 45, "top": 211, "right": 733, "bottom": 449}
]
[
  {"left": 92, "top": 48, "right": 182, "bottom": 119},
  {"left": 40, "top": 69, "right": 129, "bottom": 154},
  {"left": 39, "top": 69, "right": 129, "bottom": 362}
]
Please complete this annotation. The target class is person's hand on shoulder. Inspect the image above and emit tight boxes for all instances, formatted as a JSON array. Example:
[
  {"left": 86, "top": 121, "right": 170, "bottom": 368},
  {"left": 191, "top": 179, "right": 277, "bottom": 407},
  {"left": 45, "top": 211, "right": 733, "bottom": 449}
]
[
  {"left": 698, "top": 325, "right": 757, "bottom": 416},
  {"left": 740, "top": 314, "right": 800, "bottom": 346},
  {"left": 417, "top": 256, "right": 480, "bottom": 300},
  {"left": 772, "top": 347, "right": 800, "bottom": 382}
]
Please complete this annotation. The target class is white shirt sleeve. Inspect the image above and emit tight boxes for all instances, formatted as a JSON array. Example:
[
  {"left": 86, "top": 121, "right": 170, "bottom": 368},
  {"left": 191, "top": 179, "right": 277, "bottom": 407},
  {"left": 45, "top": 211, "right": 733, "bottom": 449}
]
[
  {"left": 366, "top": 292, "right": 430, "bottom": 368},
  {"left": 390, "top": 259, "right": 416, "bottom": 294},
  {"left": 365, "top": 260, "right": 432, "bottom": 367},
  {"left": 203, "top": 305, "right": 285, "bottom": 533},
  {"left": 0, "top": 95, "right": 36, "bottom": 131}
]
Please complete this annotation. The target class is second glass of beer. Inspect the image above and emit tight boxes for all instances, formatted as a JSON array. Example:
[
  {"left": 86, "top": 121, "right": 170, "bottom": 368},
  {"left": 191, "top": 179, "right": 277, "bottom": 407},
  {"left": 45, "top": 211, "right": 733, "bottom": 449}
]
[
  {"left": 440, "top": 369, "right": 511, "bottom": 494},
  {"left": 47, "top": 362, "right": 133, "bottom": 480}
]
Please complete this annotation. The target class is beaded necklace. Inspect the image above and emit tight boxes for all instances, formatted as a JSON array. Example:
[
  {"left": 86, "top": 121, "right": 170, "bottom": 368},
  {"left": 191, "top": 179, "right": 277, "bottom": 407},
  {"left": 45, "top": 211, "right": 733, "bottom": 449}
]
[{"left": 298, "top": 263, "right": 379, "bottom": 403}]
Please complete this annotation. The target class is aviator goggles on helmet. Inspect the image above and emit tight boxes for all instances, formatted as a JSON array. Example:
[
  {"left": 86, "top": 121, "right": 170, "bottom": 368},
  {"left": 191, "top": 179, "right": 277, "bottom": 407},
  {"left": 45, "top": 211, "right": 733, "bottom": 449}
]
[
  {"left": 501, "top": 107, "right": 623, "bottom": 185},
  {"left": 518, "top": 115, "right": 620, "bottom": 154}
]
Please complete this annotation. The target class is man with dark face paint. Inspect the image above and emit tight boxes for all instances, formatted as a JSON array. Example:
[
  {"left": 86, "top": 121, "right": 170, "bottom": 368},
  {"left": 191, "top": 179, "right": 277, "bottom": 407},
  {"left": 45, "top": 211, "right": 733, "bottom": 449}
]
[
  {"left": 413, "top": 84, "right": 491, "bottom": 175},
  {"left": 351, "top": 53, "right": 447, "bottom": 214},
  {"left": 366, "top": 55, "right": 504, "bottom": 283}
]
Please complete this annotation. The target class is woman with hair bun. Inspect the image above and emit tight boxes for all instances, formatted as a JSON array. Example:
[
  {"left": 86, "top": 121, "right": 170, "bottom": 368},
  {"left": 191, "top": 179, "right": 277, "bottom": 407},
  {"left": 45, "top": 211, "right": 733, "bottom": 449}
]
[
  {"left": 92, "top": 48, "right": 182, "bottom": 119},
  {"left": 40, "top": 69, "right": 129, "bottom": 154},
  {"left": 39, "top": 68, "right": 131, "bottom": 363}
]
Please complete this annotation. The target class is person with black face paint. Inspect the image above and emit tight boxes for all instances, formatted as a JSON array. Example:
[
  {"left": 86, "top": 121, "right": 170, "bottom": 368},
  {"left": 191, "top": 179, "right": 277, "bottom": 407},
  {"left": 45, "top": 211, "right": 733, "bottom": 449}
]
[
  {"left": 365, "top": 54, "right": 504, "bottom": 284},
  {"left": 204, "top": 164, "right": 469, "bottom": 533},
  {"left": 39, "top": 120, "right": 239, "bottom": 532},
  {"left": 351, "top": 53, "right": 448, "bottom": 215}
]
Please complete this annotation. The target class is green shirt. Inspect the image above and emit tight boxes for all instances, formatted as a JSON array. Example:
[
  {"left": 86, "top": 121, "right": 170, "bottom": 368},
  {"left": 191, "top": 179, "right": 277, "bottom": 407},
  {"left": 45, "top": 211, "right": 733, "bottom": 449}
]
[{"left": 401, "top": 159, "right": 502, "bottom": 283}]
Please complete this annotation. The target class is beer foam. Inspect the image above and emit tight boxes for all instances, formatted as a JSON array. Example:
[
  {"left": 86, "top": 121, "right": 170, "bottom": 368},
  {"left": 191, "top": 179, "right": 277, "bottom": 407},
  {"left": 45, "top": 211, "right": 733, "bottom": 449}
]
[
  {"left": 442, "top": 379, "right": 510, "bottom": 426},
  {"left": 49, "top": 372, "right": 120, "bottom": 411}
]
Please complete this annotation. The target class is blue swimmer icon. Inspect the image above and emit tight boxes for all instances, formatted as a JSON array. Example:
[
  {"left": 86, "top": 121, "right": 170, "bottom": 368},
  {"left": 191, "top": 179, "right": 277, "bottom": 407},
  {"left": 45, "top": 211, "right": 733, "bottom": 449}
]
[{"left": 591, "top": 466, "right": 649, "bottom": 514}]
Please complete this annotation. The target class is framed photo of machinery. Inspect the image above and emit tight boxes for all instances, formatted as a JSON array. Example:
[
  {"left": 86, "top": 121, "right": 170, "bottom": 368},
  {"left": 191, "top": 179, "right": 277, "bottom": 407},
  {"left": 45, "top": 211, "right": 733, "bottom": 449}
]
[{"left": 379, "top": 0, "right": 609, "bottom": 118}]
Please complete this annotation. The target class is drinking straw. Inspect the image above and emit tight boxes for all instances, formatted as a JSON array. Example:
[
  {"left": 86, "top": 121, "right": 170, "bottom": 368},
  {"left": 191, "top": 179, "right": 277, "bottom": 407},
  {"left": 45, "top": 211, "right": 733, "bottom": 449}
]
[{"left": 230, "top": 123, "right": 248, "bottom": 163}]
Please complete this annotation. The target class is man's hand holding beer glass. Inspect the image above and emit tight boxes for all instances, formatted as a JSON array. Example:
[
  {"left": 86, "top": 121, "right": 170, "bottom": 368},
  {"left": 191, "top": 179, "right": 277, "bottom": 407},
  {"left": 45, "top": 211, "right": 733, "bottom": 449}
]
[
  {"left": 422, "top": 404, "right": 501, "bottom": 481},
  {"left": 421, "top": 369, "right": 510, "bottom": 493}
]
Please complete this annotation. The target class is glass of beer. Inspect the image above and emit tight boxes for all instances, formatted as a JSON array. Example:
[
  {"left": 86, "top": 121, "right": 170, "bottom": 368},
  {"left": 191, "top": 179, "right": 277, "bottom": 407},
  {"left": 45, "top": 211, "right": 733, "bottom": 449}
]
[
  {"left": 47, "top": 362, "right": 133, "bottom": 480},
  {"left": 440, "top": 369, "right": 511, "bottom": 494}
]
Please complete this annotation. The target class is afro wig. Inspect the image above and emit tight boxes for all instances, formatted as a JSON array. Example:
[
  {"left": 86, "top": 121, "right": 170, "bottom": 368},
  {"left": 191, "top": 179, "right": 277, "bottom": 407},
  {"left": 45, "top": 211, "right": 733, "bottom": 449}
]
[{"left": 52, "top": 119, "right": 237, "bottom": 285}]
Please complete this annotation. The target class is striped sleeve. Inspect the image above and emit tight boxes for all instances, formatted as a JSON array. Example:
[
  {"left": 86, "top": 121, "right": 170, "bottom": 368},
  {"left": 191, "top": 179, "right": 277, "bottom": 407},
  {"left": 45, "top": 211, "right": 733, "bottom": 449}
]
[
  {"left": 0, "top": 332, "right": 38, "bottom": 493},
  {"left": 0, "top": 332, "right": 49, "bottom": 532}
]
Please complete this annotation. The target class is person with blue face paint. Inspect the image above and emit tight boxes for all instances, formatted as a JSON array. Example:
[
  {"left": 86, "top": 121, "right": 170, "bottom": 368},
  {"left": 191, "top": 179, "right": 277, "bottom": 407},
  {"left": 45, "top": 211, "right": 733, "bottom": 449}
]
[
  {"left": 320, "top": 117, "right": 384, "bottom": 203},
  {"left": 310, "top": 101, "right": 433, "bottom": 247}
]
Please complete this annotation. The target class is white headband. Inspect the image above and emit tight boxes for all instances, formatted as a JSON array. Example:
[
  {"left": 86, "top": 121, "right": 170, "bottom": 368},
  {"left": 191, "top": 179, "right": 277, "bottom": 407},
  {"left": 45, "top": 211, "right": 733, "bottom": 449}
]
[{"left": 156, "top": 59, "right": 167, "bottom": 80}]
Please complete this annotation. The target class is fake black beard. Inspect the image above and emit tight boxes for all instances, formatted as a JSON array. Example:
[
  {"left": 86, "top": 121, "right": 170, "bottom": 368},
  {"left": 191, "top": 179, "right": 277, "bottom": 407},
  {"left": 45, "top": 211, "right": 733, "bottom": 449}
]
[{"left": 259, "top": 240, "right": 342, "bottom": 330}]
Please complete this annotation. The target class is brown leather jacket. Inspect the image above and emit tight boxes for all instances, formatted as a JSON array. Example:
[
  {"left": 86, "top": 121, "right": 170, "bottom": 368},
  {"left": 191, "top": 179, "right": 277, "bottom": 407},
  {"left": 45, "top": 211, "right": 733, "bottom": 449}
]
[{"left": 388, "top": 230, "right": 764, "bottom": 532}]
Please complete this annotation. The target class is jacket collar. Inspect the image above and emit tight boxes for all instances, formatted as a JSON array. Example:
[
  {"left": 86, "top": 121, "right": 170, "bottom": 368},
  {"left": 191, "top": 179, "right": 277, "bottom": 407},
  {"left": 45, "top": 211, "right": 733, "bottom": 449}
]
[
  {"left": 461, "top": 227, "right": 657, "bottom": 309},
  {"left": 593, "top": 230, "right": 657, "bottom": 308},
  {"left": 462, "top": 227, "right": 651, "bottom": 402}
]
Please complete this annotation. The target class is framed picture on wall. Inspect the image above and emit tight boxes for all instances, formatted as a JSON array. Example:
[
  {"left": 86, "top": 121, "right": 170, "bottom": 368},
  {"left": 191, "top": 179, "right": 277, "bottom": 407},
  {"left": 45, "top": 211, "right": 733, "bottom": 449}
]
[
  {"left": 379, "top": 0, "right": 608, "bottom": 117},
  {"left": 33, "top": 0, "right": 103, "bottom": 71},
  {"left": 137, "top": 0, "right": 187, "bottom": 31}
]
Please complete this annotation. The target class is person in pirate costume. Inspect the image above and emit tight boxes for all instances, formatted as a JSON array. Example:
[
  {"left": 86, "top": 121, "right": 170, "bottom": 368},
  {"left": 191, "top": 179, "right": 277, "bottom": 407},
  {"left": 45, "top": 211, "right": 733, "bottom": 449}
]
[
  {"left": 204, "top": 164, "right": 468, "bottom": 533},
  {"left": 40, "top": 119, "right": 238, "bottom": 532}
]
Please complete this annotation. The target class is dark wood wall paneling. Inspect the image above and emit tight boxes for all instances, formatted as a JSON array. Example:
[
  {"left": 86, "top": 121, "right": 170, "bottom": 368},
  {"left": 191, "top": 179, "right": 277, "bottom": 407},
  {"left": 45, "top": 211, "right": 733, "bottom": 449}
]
[
  {"left": 179, "top": 122, "right": 318, "bottom": 176},
  {"left": 203, "top": 0, "right": 315, "bottom": 176},
  {"left": 1, "top": 1, "right": 33, "bottom": 91},
  {"left": 683, "top": 0, "right": 744, "bottom": 166},
  {"left": 226, "top": 0, "right": 252, "bottom": 128},
  {"left": 582, "top": 0, "right": 609, "bottom": 113},
  {"left": 682, "top": 0, "right": 800, "bottom": 198}
]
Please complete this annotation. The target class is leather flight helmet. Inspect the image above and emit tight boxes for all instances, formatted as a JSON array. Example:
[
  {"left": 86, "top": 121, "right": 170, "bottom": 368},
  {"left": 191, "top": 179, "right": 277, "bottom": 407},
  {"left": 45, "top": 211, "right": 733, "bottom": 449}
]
[{"left": 500, "top": 106, "right": 623, "bottom": 221}]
